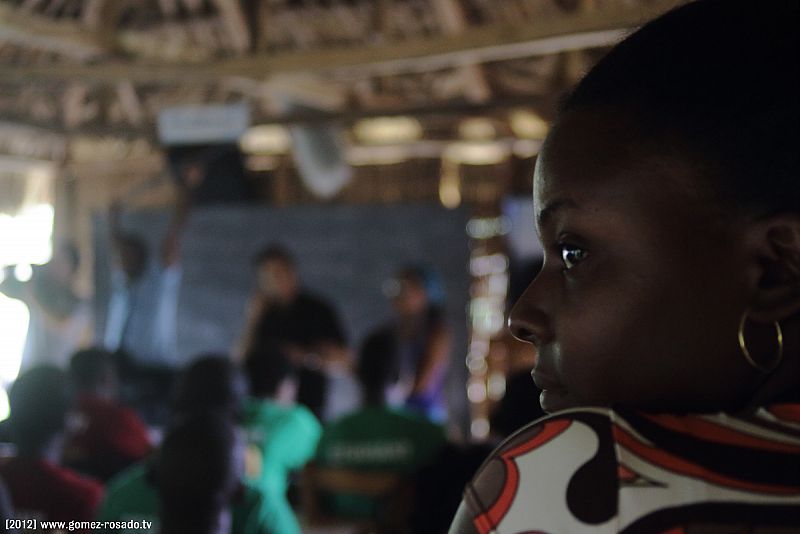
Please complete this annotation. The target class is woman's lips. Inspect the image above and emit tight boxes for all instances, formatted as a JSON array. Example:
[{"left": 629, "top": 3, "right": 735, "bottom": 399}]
[
  {"left": 532, "top": 369, "right": 575, "bottom": 413},
  {"left": 531, "top": 368, "right": 561, "bottom": 391},
  {"left": 539, "top": 388, "right": 575, "bottom": 413}
]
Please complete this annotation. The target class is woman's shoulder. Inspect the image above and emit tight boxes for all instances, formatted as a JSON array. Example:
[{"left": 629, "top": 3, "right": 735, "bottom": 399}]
[
  {"left": 494, "top": 406, "right": 614, "bottom": 451},
  {"left": 452, "top": 405, "right": 800, "bottom": 534},
  {"left": 480, "top": 403, "right": 800, "bottom": 478},
  {"left": 476, "top": 407, "right": 616, "bottom": 488},
  {"left": 455, "top": 408, "right": 617, "bottom": 533}
]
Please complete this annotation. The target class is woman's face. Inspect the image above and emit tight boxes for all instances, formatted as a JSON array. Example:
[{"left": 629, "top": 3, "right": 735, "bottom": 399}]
[
  {"left": 257, "top": 259, "right": 297, "bottom": 302},
  {"left": 392, "top": 277, "right": 428, "bottom": 317},
  {"left": 509, "top": 109, "right": 761, "bottom": 413}
]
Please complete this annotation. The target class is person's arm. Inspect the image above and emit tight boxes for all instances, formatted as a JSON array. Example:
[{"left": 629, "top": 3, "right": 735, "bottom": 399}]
[
  {"left": 108, "top": 200, "right": 125, "bottom": 256},
  {"left": 2, "top": 268, "right": 76, "bottom": 329},
  {"left": 17, "top": 281, "right": 72, "bottom": 330},
  {"left": 160, "top": 185, "right": 192, "bottom": 268},
  {"left": 412, "top": 321, "right": 451, "bottom": 396},
  {"left": 235, "top": 292, "right": 268, "bottom": 361},
  {"left": 300, "top": 341, "right": 353, "bottom": 375},
  {"left": 310, "top": 300, "right": 352, "bottom": 374}
]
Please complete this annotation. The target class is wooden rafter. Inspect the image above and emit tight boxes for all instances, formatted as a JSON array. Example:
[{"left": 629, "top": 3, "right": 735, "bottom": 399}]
[
  {"left": 81, "top": 0, "right": 125, "bottom": 50},
  {"left": 0, "top": 120, "right": 67, "bottom": 161},
  {"left": 0, "top": 2, "right": 107, "bottom": 60},
  {"left": 432, "top": 0, "right": 468, "bottom": 35},
  {"left": 0, "top": 0, "right": 683, "bottom": 83},
  {"left": 431, "top": 0, "right": 492, "bottom": 103},
  {"left": 212, "top": 0, "right": 251, "bottom": 53}
]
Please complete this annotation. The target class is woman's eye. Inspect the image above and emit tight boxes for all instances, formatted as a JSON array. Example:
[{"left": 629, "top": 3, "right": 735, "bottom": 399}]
[{"left": 560, "top": 244, "right": 588, "bottom": 270}]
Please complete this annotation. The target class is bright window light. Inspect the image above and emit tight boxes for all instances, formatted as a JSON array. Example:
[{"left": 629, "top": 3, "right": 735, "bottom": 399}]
[
  {"left": 13, "top": 264, "right": 32, "bottom": 283},
  {"left": 0, "top": 204, "right": 54, "bottom": 267},
  {"left": 0, "top": 160, "right": 56, "bottom": 418},
  {"left": 0, "top": 294, "right": 29, "bottom": 421},
  {"left": 0, "top": 388, "right": 8, "bottom": 422}
]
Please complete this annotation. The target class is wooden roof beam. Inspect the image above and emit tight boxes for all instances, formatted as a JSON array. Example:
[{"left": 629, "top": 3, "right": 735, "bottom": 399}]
[
  {"left": 430, "top": 0, "right": 491, "bottom": 103},
  {"left": 432, "top": 0, "right": 468, "bottom": 34},
  {"left": 0, "top": 0, "right": 684, "bottom": 84},
  {"left": 212, "top": 0, "right": 251, "bottom": 54},
  {"left": 82, "top": 0, "right": 125, "bottom": 50},
  {"left": 0, "top": 3, "right": 107, "bottom": 61}
]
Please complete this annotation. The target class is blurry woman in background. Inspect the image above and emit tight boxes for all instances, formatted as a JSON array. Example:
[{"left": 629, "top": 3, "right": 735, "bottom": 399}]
[{"left": 378, "top": 266, "right": 451, "bottom": 422}]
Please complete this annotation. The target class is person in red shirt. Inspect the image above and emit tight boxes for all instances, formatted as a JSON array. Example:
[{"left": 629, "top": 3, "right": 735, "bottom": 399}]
[
  {"left": 0, "top": 366, "right": 103, "bottom": 522},
  {"left": 63, "top": 348, "right": 152, "bottom": 481}
]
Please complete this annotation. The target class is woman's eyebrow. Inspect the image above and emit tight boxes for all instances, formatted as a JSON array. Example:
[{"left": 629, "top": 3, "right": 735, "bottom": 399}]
[{"left": 536, "top": 198, "right": 578, "bottom": 229}]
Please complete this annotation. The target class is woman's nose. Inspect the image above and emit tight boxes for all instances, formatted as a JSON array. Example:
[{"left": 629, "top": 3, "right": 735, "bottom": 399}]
[{"left": 508, "top": 284, "right": 552, "bottom": 347}]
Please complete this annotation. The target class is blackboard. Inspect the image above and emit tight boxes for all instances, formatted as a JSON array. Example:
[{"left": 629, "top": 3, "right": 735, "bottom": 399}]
[{"left": 94, "top": 202, "right": 471, "bottom": 429}]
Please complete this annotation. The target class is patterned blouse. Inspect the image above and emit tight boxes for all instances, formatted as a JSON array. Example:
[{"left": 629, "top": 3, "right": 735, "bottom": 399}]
[{"left": 451, "top": 404, "right": 800, "bottom": 533}]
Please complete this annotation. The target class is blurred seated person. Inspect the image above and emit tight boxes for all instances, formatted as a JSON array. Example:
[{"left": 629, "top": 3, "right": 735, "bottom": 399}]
[
  {"left": 96, "top": 356, "right": 269, "bottom": 534},
  {"left": 239, "top": 245, "right": 350, "bottom": 421},
  {"left": 373, "top": 266, "right": 451, "bottom": 422},
  {"left": 157, "top": 412, "right": 266, "bottom": 534},
  {"left": 0, "top": 242, "right": 91, "bottom": 371},
  {"left": 0, "top": 366, "right": 103, "bottom": 522},
  {"left": 170, "top": 354, "right": 249, "bottom": 422},
  {"left": 313, "top": 331, "right": 446, "bottom": 520},
  {"left": 242, "top": 344, "right": 322, "bottom": 534},
  {"left": 63, "top": 348, "right": 152, "bottom": 481},
  {"left": 411, "top": 441, "right": 496, "bottom": 534}
]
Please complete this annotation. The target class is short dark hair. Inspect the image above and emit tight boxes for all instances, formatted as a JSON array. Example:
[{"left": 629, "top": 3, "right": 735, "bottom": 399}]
[
  {"left": 396, "top": 264, "right": 445, "bottom": 305},
  {"left": 69, "top": 347, "right": 115, "bottom": 391},
  {"left": 396, "top": 266, "right": 426, "bottom": 289},
  {"left": 9, "top": 366, "right": 73, "bottom": 452},
  {"left": 357, "top": 329, "right": 397, "bottom": 402},
  {"left": 561, "top": 0, "right": 798, "bottom": 216},
  {"left": 252, "top": 244, "right": 294, "bottom": 269},
  {"left": 117, "top": 232, "right": 150, "bottom": 263},
  {"left": 171, "top": 355, "right": 248, "bottom": 420},
  {"left": 156, "top": 411, "right": 239, "bottom": 532},
  {"left": 243, "top": 344, "right": 293, "bottom": 398}
]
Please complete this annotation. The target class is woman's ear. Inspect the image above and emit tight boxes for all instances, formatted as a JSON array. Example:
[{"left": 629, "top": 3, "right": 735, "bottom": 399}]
[{"left": 747, "top": 214, "right": 800, "bottom": 322}]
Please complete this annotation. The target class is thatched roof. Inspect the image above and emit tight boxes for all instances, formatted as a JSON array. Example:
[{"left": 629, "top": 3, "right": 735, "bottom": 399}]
[{"left": 0, "top": 0, "right": 685, "bottom": 158}]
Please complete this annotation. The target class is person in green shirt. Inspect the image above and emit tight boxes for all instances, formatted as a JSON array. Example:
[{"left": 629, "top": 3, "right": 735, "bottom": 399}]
[
  {"left": 314, "top": 330, "right": 447, "bottom": 518},
  {"left": 242, "top": 344, "right": 322, "bottom": 534}
]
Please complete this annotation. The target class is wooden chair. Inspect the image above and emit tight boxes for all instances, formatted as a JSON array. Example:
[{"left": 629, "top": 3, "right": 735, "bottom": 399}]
[{"left": 301, "top": 463, "right": 414, "bottom": 534}]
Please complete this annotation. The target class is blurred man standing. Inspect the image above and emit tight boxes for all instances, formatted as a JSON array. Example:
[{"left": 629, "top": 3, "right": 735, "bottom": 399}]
[{"left": 239, "top": 245, "right": 349, "bottom": 420}]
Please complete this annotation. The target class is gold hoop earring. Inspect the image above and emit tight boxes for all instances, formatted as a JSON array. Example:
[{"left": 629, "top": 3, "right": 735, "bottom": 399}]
[{"left": 738, "top": 311, "right": 783, "bottom": 374}]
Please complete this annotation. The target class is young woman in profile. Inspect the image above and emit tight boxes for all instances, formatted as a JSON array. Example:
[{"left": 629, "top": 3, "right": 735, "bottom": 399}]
[{"left": 449, "top": 1, "right": 799, "bottom": 532}]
